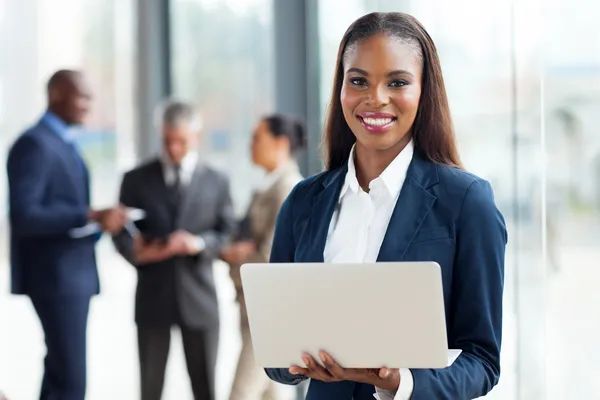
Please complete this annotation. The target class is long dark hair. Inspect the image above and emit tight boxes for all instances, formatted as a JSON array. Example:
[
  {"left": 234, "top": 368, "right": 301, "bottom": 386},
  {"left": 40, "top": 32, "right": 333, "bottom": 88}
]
[
  {"left": 323, "top": 12, "right": 463, "bottom": 170},
  {"left": 263, "top": 114, "right": 307, "bottom": 155}
]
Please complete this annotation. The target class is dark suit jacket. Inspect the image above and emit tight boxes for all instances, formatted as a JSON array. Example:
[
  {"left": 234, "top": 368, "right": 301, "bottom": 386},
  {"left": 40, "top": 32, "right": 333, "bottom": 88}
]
[
  {"left": 113, "top": 158, "right": 235, "bottom": 329},
  {"left": 7, "top": 118, "right": 98, "bottom": 297},
  {"left": 265, "top": 152, "right": 507, "bottom": 400}
]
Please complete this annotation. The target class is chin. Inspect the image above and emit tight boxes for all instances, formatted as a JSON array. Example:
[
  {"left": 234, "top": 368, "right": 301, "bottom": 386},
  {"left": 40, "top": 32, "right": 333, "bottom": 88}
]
[{"left": 355, "top": 131, "right": 403, "bottom": 151}]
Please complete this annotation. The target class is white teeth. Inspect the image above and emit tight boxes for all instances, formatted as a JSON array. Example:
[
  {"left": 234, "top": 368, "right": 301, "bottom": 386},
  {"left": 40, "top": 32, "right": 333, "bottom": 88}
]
[{"left": 362, "top": 117, "right": 394, "bottom": 126}]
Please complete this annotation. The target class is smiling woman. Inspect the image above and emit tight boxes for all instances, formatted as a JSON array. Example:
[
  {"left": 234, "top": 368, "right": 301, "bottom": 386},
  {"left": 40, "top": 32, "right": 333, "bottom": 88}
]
[
  {"left": 324, "top": 12, "right": 462, "bottom": 177},
  {"left": 265, "top": 12, "right": 507, "bottom": 400}
]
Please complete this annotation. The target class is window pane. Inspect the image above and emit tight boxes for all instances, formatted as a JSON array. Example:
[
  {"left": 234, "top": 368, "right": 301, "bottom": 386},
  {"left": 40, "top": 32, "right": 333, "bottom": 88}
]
[
  {"left": 0, "top": 0, "right": 137, "bottom": 212},
  {"left": 543, "top": 0, "right": 600, "bottom": 398},
  {"left": 170, "top": 0, "right": 275, "bottom": 216},
  {"left": 0, "top": 1, "right": 136, "bottom": 398}
]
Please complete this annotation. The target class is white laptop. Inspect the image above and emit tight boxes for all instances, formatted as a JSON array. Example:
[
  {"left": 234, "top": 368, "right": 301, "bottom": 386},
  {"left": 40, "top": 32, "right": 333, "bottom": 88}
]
[{"left": 240, "top": 262, "right": 461, "bottom": 369}]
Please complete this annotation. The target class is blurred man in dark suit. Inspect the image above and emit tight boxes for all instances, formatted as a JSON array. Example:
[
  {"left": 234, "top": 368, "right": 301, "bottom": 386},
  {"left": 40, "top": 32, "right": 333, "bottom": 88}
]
[
  {"left": 113, "top": 99, "right": 235, "bottom": 400},
  {"left": 6, "top": 69, "right": 126, "bottom": 400}
]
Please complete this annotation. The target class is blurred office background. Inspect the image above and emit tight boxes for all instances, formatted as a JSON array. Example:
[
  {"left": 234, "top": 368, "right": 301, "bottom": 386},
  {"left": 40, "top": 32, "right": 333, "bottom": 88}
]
[{"left": 1, "top": 0, "right": 599, "bottom": 399}]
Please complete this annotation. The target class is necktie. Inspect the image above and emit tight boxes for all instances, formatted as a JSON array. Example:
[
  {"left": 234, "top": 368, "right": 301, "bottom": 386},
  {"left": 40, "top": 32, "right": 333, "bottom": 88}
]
[
  {"left": 171, "top": 164, "right": 183, "bottom": 206},
  {"left": 166, "top": 164, "right": 184, "bottom": 228}
]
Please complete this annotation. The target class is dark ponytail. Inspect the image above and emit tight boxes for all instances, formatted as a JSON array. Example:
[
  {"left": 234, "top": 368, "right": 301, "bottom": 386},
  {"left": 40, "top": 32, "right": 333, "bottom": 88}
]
[{"left": 263, "top": 114, "right": 307, "bottom": 154}]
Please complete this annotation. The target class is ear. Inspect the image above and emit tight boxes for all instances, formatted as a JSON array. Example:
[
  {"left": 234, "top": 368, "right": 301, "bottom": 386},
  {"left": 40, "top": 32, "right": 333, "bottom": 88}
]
[
  {"left": 48, "top": 87, "right": 63, "bottom": 104},
  {"left": 276, "top": 135, "right": 292, "bottom": 150}
]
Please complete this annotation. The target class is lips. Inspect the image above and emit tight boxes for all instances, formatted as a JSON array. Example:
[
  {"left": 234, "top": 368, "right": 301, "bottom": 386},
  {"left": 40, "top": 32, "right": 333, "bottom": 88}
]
[{"left": 357, "top": 112, "right": 397, "bottom": 133}]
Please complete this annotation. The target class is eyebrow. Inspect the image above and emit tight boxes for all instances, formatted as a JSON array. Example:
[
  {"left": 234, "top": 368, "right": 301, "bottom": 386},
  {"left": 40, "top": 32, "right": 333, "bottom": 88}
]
[{"left": 346, "top": 67, "right": 414, "bottom": 78}]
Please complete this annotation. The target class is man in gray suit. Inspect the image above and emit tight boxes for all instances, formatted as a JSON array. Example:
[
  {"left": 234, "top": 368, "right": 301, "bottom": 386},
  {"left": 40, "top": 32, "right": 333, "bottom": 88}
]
[{"left": 113, "top": 99, "right": 235, "bottom": 400}]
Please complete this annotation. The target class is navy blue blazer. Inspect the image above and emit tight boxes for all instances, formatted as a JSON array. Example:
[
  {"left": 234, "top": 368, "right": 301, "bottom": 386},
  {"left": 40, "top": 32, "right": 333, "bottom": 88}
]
[
  {"left": 7, "top": 114, "right": 98, "bottom": 297},
  {"left": 265, "top": 151, "right": 507, "bottom": 400}
]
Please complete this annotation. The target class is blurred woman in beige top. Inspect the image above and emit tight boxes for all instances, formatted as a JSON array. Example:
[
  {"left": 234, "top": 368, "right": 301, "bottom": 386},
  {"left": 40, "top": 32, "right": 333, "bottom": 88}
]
[{"left": 223, "top": 114, "right": 305, "bottom": 400}]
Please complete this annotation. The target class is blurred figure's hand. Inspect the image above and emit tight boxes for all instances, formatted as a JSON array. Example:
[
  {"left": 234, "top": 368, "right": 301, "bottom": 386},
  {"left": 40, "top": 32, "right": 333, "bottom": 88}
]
[
  {"left": 168, "top": 230, "right": 202, "bottom": 256},
  {"left": 132, "top": 235, "right": 172, "bottom": 264},
  {"left": 89, "top": 205, "right": 126, "bottom": 234},
  {"left": 222, "top": 241, "right": 256, "bottom": 264},
  {"left": 100, "top": 206, "right": 127, "bottom": 234},
  {"left": 0, "top": 391, "right": 9, "bottom": 400}
]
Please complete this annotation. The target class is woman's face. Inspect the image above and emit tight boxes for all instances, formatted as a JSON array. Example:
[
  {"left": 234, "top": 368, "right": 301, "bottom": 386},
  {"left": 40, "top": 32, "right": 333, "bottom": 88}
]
[
  {"left": 341, "top": 33, "right": 422, "bottom": 156},
  {"left": 251, "top": 120, "right": 288, "bottom": 170}
]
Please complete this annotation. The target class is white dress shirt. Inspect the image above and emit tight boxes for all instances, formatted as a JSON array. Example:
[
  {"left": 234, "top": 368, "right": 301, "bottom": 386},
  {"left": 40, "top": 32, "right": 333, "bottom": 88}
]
[
  {"left": 161, "top": 151, "right": 205, "bottom": 252},
  {"left": 161, "top": 151, "right": 198, "bottom": 187},
  {"left": 323, "top": 141, "right": 415, "bottom": 400}
]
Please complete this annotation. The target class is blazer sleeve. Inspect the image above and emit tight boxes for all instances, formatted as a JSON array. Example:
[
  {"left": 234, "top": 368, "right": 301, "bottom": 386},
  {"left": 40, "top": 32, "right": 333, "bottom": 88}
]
[
  {"left": 7, "top": 135, "right": 88, "bottom": 237},
  {"left": 197, "top": 174, "right": 236, "bottom": 260},
  {"left": 112, "top": 171, "right": 136, "bottom": 265},
  {"left": 411, "top": 179, "right": 507, "bottom": 399},
  {"left": 264, "top": 185, "right": 308, "bottom": 386}
]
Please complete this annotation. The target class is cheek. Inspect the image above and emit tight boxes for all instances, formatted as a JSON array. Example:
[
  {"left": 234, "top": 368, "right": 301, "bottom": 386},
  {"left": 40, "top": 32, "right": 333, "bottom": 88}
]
[
  {"left": 392, "top": 90, "right": 421, "bottom": 115},
  {"left": 169, "top": 142, "right": 186, "bottom": 155},
  {"left": 251, "top": 143, "right": 261, "bottom": 158},
  {"left": 340, "top": 86, "right": 362, "bottom": 116},
  {"left": 75, "top": 98, "right": 89, "bottom": 110},
  {"left": 253, "top": 143, "right": 268, "bottom": 160}
]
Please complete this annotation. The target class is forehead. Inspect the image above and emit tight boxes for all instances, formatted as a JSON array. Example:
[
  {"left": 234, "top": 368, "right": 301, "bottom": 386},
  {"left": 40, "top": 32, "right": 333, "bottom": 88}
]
[
  {"left": 163, "top": 123, "right": 195, "bottom": 138},
  {"left": 343, "top": 34, "right": 422, "bottom": 75},
  {"left": 69, "top": 75, "right": 92, "bottom": 97},
  {"left": 253, "top": 121, "right": 273, "bottom": 141},
  {"left": 255, "top": 120, "right": 270, "bottom": 134}
]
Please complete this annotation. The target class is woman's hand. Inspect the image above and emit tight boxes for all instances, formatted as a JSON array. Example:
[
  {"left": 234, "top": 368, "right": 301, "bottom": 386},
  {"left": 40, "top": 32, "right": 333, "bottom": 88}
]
[
  {"left": 222, "top": 241, "right": 256, "bottom": 264},
  {"left": 289, "top": 351, "right": 400, "bottom": 391}
]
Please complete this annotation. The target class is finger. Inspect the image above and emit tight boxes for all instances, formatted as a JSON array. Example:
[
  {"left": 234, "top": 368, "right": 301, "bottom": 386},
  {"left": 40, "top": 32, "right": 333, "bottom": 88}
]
[
  {"left": 289, "top": 365, "right": 308, "bottom": 376},
  {"left": 320, "top": 351, "right": 346, "bottom": 380},
  {"left": 378, "top": 367, "right": 400, "bottom": 380},
  {"left": 373, "top": 367, "right": 400, "bottom": 389},
  {"left": 290, "top": 364, "right": 320, "bottom": 380},
  {"left": 303, "top": 353, "right": 332, "bottom": 382}
]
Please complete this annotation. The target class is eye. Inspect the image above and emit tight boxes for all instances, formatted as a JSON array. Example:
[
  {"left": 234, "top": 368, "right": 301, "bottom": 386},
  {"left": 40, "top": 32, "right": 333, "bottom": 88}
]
[
  {"left": 389, "top": 79, "right": 408, "bottom": 88},
  {"left": 349, "top": 77, "right": 367, "bottom": 86}
]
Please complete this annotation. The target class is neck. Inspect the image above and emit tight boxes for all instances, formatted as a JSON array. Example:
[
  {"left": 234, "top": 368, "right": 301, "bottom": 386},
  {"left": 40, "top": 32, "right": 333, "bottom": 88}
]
[
  {"left": 354, "top": 136, "right": 410, "bottom": 189},
  {"left": 265, "top": 154, "right": 291, "bottom": 173},
  {"left": 47, "top": 107, "right": 67, "bottom": 123}
]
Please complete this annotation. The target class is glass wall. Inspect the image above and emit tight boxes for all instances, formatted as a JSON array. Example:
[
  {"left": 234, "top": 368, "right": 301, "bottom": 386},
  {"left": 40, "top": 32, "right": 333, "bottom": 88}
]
[
  {"left": 170, "top": 0, "right": 275, "bottom": 216},
  {"left": 316, "top": 0, "right": 600, "bottom": 399},
  {"left": 542, "top": 0, "right": 600, "bottom": 398},
  {"left": 0, "top": 0, "right": 136, "bottom": 254},
  {"left": 0, "top": 1, "right": 136, "bottom": 398}
]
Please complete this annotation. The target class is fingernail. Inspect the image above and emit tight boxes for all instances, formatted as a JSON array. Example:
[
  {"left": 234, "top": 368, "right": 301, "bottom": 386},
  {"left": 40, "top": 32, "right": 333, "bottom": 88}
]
[
  {"left": 319, "top": 352, "right": 326, "bottom": 363},
  {"left": 289, "top": 368, "right": 299, "bottom": 375},
  {"left": 380, "top": 368, "right": 389, "bottom": 378},
  {"left": 302, "top": 355, "right": 310, "bottom": 367}
]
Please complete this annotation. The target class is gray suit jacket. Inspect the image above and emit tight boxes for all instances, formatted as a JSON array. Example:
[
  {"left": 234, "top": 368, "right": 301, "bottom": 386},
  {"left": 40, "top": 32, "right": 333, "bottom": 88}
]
[{"left": 113, "top": 158, "right": 235, "bottom": 329}]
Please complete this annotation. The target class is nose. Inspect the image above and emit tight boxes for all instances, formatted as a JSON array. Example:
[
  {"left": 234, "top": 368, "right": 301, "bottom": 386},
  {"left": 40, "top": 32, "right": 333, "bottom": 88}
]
[{"left": 366, "top": 84, "right": 389, "bottom": 107}]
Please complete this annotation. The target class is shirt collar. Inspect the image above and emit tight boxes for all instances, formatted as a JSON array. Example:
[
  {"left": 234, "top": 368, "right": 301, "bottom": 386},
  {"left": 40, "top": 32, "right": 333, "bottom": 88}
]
[
  {"left": 340, "top": 140, "right": 414, "bottom": 200},
  {"left": 258, "top": 161, "right": 298, "bottom": 192},
  {"left": 41, "top": 110, "right": 72, "bottom": 141},
  {"left": 340, "top": 146, "right": 361, "bottom": 198}
]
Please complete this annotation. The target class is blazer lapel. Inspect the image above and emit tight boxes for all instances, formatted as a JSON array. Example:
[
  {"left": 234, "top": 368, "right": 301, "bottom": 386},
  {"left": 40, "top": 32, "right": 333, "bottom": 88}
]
[
  {"left": 299, "top": 166, "right": 346, "bottom": 262},
  {"left": 40, "top": 122, "right": 88, "bottom": 200},
  {"left": 152, "top": 161, "right": 171, "bottom": 205},
  {"left": 377, "top": 153, "right": 439, "bottom": 261}
]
